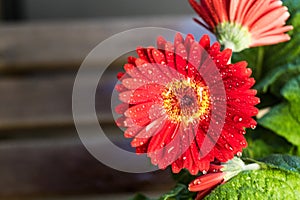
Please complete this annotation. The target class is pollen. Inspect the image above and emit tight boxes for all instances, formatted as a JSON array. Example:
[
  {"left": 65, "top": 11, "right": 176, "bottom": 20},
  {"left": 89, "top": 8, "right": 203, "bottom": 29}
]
[{"left": 162, "top": 77, "right": 211, "bottom": 124}]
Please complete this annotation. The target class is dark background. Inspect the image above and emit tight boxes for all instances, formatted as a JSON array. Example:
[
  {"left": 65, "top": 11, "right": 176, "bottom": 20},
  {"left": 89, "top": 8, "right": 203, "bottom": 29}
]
[{"left": 1, "top": 0, "right": 193, "bottom": 21}]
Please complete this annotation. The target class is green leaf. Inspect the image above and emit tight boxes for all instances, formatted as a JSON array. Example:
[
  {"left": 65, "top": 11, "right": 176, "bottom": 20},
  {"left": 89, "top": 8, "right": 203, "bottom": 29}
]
[
  {"left": 172, "top": 169, "right": 198, "bottom": 185},
  {"left": 283, "top": 0, "right": 300, "bottom": 14},
  {"left": 205, "top": 155, "right": 300, "bottom": 200},
  {"left": 258, "top": 75, "right": 300, "bottom": 153},
  {"left": 130, "top": 193, "right": 153, "bottom": 200},
  {"left": 258, "top": 103, "right": 300, "bottom": 151},
  {"left": 259, "top": 154, "right": 300, "bottom": 174},
  {"left": 158, "top": 184, "right": 196, "bottom": 200},
  {"left": 255, "top": 61, "right": 300, "bottom": 94},
  {"left": 243, "top": 139, "right": 279, "bottom": 159},
  {"left": 243, "top": 127, "right": 294, "bottom": 158},
  {"left": 281, "top": 75, "right": 300, "bottom": 122}
]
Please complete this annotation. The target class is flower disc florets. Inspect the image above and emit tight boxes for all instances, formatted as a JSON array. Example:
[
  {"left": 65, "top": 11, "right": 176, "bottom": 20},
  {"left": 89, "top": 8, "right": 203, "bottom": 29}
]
[{"left": 162, "top": 78, "right": 211, "bottom": 125}]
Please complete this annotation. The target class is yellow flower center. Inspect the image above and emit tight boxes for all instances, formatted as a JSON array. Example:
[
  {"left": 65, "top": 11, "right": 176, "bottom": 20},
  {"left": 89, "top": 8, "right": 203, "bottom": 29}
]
[{"left": 162, "top": 77, "right": 211, "bottom": 124}]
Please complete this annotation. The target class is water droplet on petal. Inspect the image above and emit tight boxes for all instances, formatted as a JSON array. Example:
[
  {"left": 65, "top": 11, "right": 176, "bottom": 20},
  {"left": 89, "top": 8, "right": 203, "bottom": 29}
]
[
  {"left": 233, "top": 116, "right": 243, "bottom": 122},
  {"left": 193, "top": 179, "right": 201, "bottom": 185},
  {"left": 237, "top": 152, "right": 242, "bottom": 157},
  {"left": 251, "top": 124, "right": 256, "bottom": 129},
  {"left": 202, "top": 170, "right": 207, "bottom": 174}
]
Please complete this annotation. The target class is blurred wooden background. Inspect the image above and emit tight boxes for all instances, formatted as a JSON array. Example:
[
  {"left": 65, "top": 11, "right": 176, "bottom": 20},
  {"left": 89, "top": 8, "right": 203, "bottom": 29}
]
[{"left": 0, "top": 11, "right": 213, "bottom": 199}]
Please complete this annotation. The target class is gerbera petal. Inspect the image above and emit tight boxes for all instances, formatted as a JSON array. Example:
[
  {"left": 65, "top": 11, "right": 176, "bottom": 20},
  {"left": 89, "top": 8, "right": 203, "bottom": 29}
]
[
  {"left": 115, "top": 103, "right": 128, "bottom": 114},
  {"left": 121, "top": 77, "right": 148, "bottom": 90},
  {"left": 250, "top": 7, "right": 290, "bottom": 34},
  {"left": 156, "top": 36, "right": 167, "bottom": 50},
  {"left": 157, "top": 124, "right": 183, "bottom": 169},
  {"left": 188, "top": 172, "right": 224, "bottom": 192},
  {"left": 235, "top": 0, "right": 256, "bottom": 24},
  {"left": 135, "top": 116, "right": 167, "bottom": 140},
  {"left": 138, "top": 62, "right": 170, "bottom": 84},
  {"left": 124, "top": 126, "right": 144, "bottom": 138},
  {"left": 240, "top": 0, "right": 270, "bottom": 27},
  {"left": 124, "top": 102, "right": 153, "bottom": 120},
  {"left": 127, "top": 56, "right": 136, "bottom": 65},
  {"left": 152, "top": 49, "right": 166, "bottom": 65},
  {"left": 174, "top": 32, "right": 184, "bottom": 48},
  {"left": 199, "top": 34, "right": 211, "bottom": 50},
  {"left": 124, "top": 63, "right": 149, "bottom": 80},
  {"left": 146, "top": 47, "right": 156, "bottom": 63},
  {"left": 184, "top": 34, "right": 195, "bottom": 53},
  {"left": 175, "top": 43, "right": 188, "bottom": 75},
  {"left": 187, "top": 42, "right": 202, "bottom": 78},
  {"left": 136, "top": 47, "right": 149, "bottom": 62},
  {"left": 127, "top": 84, "right": 163, "bottom": 104},
  {"left": 212, "top": 0, "right": 228, "bottom": 22},
  {"left": 251, "top": 34, "right": 291, "bottom": 47},
  {"left": 254, "top": 25, "right": 293, "bottom": 38},
  {"left": 115, "top": 83, "right": 127, "bottom": 93},
  {"left": 164, "top": 41, "right": 176, "bottom": 69}
]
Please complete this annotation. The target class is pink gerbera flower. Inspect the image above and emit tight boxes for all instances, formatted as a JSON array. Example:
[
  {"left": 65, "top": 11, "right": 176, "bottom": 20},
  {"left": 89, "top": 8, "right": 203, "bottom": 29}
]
[
  {"left": 189, "top": 0, "right": 293, "bottom": 52},
  {"left": 115, "top": 33, "right": 259, "bottom": 175}
]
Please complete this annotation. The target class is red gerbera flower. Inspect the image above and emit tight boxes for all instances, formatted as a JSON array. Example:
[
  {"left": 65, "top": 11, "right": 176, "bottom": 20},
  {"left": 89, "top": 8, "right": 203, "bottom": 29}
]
[
  {"left": 189, "top": 0, "right": 293, "bottom": 52},
  {"left": 189, "top": 157, "right": 260, "bottom": 199},
  {"left": 115, "top": 33, "right": 259, "bottom": 175}
]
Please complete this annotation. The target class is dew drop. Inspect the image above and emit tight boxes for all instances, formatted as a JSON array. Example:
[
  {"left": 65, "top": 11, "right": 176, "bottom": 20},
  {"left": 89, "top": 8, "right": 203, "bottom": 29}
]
[
  {"left": 233, "top": 116, "right": 243, "bottom": 122},
  {"left": 193, "top": 179, "right": 201, "bottom": 185},
  {"left": 237, "top": 152, "right": 242, "bottom": 157},
  {"left": 183, "top": 156, "right": 187, "bottom": 160},
  {"left": 167, "top": 146, "right": 175, "bottom": 154},
  {"left": 202, "top": 170, "right": 207, "bottom": 174},
  {"left": 225, "top": 144, "right": 233, "bottom": 151},
  {"left": 251, "top": 124, "right": 256, "bottom": 129}
]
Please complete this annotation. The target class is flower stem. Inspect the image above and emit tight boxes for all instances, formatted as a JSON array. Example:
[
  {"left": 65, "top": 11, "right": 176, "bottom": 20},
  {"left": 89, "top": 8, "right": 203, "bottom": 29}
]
[
  {"left": 255, "top": 47, "right": 264, "bottom": 80},
  {"left": 243, "top": 163, "right": 260, "bottom": 171}
]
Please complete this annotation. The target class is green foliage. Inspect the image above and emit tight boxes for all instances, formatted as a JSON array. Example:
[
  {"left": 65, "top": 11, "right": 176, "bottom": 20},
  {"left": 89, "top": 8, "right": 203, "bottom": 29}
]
[
  {"left": 255, "top": 61, "right": 300, "bottom": 95},
  {"left": 158, "top": 184, "right": 196, "bottom": 200},
  {"left": 130, "top": 193, "right": 153, "bottom": 200},
  {"left": 258, "top": 75, "right": 300, "bottom": 154},
  {"left": 243, "top": 131, "right": 293, "bottom": 159},
  {"left": 259, "top": 154, "right": 300, "bottom": 173},
  {"left": 171, "top": 169, "right": 198, "bottom": 185},
  {"left": 205, "top": 155, "right": 300, "bottom": 200},
  {"left": 130, "top": 183, "right": 196, "bottom": 200}
]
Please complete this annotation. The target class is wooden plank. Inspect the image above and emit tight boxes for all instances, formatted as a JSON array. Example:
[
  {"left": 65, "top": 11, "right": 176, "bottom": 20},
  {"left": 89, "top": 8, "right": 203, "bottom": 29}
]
[
  {"left": 0, "top": 70, "right": 118, "bottom": 130},
  {"left": 0, "top": 16, "right": 211, "bottom": 72},
  {"left": 0, "top": 135, "right": 174, "bottom": 199}
]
